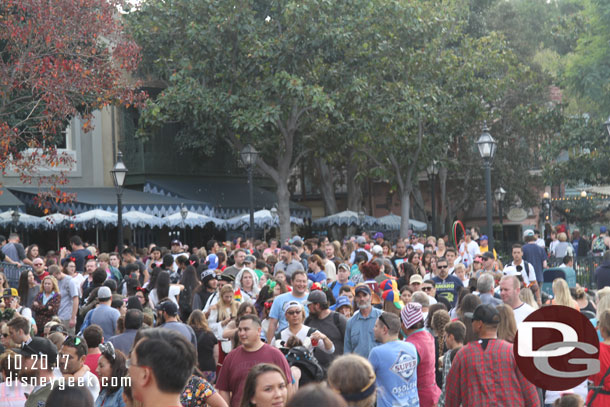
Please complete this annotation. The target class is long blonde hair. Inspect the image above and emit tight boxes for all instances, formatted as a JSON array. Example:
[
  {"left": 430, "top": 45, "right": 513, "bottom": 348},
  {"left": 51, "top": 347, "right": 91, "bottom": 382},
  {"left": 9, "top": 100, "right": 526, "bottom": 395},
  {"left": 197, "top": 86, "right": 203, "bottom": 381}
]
[
  {"left": 552, "top": 278, "right": 575, "bottom": 309},
  {"left": 519, "top": 287, "right": 539, "bottom": 310},
  {"left": 496, "top": 304, "right": 517, "bottom": 343},
  {"left": 218, "top": 285, "right": 239, "bottom": 321}
]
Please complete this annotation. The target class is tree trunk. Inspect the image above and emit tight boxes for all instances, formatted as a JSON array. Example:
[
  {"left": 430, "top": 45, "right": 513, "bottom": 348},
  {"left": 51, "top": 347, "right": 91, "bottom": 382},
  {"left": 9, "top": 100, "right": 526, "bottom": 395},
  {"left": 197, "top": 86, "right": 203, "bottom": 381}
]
[
  {"left": 346, "top": 148, "right": 363, "bottom": 211},
  {"left": 314, "top": 156, "right": 338, "bottom": 215},
  {"left": 411, "top": 185, "right": 427, "bottom": 224},
  {"left": 276, "top": 177, "right": 291, "bottom": 243},
  {"left": 399, "top": 187, "right": 411, "bottom": 238},
  {"left": 439, "top": 166, "right": 448, "bottom": 235}
]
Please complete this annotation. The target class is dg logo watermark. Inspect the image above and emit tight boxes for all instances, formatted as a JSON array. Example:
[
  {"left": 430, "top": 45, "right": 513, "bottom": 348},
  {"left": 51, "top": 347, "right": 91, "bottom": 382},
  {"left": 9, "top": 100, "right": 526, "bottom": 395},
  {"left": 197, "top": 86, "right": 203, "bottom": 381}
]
[{"left": 514, "top": 305, "right": 600, "bottom": 390}]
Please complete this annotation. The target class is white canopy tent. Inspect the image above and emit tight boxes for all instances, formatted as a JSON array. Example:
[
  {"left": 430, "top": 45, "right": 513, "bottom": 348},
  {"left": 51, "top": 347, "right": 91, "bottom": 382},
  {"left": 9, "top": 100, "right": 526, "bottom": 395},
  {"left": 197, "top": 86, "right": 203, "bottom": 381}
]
[{"left": 227, "top": 209, "right": 304, "bottom": 230}]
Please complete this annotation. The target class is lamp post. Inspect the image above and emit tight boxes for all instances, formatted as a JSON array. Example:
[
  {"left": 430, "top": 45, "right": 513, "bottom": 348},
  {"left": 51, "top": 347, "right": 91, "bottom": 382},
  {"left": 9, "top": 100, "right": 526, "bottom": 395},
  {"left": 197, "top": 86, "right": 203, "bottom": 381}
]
[
  {"left": 240, "top": 145, "right": 259, "bottom": 241},
  {"left": 180, "top": 203, "right": 188, "bottom": 241},
  {"left": 111, "top": 151, "right": 128, "bottom": 252},
  {"left": 495, "top": 187, "right": 506, "bottom": 252},
  {"left": 358, "top": 211, "right": 365, "bottom": 232},
  {"left": 541, "top": 192, "right": 551, "bottom": 225},
  {"left": 495, "top": 187, "right": 506, "bottom": 225},
  {"left": 476, "top": 121, "right": 497, "bottom": 252},
  {"left": 426, "top": 161, "right": 439, "bottom": 236},
  {"left": 11, "top": 211, "right": 20, "bottom": 233}
]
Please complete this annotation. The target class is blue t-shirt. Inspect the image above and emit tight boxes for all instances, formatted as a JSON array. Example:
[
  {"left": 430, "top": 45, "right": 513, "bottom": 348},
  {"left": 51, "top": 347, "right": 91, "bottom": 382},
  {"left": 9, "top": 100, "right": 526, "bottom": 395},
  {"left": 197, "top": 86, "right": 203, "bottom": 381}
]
[
  {"left": 308, "top": 271, "right": 327, "bottom": 284},
  {"left": 269, "top": 292, "right": 309, "bottom": 332},
  {"left": 521, "top": 243, "right": 547, "bottom": 282},
  {"left": 330, "top": 280, "right": 354, "bottom": 299},
  {"left": 369, "top": 340, "right": 419, "bottom": 407},
  {"left": 90, "top": 304, "right": 120, "bottom": 341},
  {"left": 432, "top": 275, "right": 464, "bottom": 307}
]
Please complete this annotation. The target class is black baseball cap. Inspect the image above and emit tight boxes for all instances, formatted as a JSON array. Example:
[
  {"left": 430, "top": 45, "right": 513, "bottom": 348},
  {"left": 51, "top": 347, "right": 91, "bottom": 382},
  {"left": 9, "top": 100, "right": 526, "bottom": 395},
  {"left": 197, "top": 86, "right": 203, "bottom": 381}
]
[
  {"left": 156, "top": 300, "right": 178, "bottom": 316},
  {"left": 305, "top": 290, "right": 328, "bottom": 306},
  {"left": 481, "top": 251, "right": 495, "bottom": 260},
  {"left": 465, "top": 304, "right": 501, "bottom": 325},
  {"left": 16, "top": 337, "right": 58, "bottom": 363}
]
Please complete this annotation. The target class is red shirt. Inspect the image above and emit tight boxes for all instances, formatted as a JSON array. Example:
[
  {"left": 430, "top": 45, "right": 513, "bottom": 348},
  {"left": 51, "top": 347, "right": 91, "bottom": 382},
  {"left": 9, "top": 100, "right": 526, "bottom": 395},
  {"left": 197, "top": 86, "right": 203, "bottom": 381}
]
[
  {"left": 587, "top": 342, "right": 610, "bottom": 406},
  {"left": 84, "top": 353, "right": 101, "bottom": 379},
  {"left": 445, "top": 338, "right": 539, "bottom": 407},
  {"left": 216, "top": 343, "right": 292, "bottom": 407}
]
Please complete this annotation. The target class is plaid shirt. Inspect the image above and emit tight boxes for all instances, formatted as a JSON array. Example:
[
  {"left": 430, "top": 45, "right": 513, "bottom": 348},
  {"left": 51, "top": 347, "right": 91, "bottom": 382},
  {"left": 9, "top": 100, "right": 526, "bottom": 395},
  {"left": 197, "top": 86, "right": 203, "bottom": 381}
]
[{"left": 445, "top": 338, "right": 540, "bottom": 407}]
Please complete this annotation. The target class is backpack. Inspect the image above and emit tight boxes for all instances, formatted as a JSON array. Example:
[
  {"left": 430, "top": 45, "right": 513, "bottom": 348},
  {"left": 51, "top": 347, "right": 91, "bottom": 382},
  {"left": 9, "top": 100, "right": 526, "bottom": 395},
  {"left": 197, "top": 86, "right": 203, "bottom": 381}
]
[
  {"left": 284, "top": 346, "right": 325, "bottom": 384},
  {"left": 593, "top": 237, "right": 606, "bottom": 254}
]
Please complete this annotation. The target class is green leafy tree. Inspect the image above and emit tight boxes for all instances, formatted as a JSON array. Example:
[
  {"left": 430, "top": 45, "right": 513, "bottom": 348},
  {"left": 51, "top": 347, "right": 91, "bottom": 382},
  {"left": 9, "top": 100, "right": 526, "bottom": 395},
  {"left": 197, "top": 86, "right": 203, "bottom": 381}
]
[{"left": 563, "top": 0, "right": 610, "bottom": 117}]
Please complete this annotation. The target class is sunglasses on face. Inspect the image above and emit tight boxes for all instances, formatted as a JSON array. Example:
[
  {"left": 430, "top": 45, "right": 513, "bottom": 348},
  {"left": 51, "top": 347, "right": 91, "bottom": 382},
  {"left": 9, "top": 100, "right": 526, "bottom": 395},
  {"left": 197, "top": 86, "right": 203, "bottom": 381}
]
[
  {"left": 2, "top": 333, "right": 8, "bottom": 338},
  {"left": 286, "top": 310, "right": 301, "bottom": 316},
  {"left": 422, "top": 286, "right": 433, "bottom": 291},
  {"left": 378, "top": 313, "right": 390, "bottom": 330},
  {"left": 437, "top": 265, "right": 448, "bottom": 269}
]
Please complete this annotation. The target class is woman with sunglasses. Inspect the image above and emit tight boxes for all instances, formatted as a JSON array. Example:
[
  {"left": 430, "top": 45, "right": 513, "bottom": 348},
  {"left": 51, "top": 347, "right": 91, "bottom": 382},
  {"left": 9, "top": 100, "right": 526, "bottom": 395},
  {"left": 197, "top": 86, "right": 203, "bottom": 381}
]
[
  {"left": 272, "top": 301, "right": 334, "bottom": 354},
  {"left": 95, "top": 342, "right": 127, "bottom": 407}
]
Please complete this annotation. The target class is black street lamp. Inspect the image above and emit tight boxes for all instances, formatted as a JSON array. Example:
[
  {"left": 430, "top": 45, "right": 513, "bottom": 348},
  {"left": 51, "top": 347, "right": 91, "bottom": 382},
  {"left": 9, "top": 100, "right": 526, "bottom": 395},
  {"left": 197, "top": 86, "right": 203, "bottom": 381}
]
[
  {"left": 427, "top": 161, "right": 439, "bottom": 236},
  {"left": 240, "top": 145, "right": 259, "bottom": 241},
  {"left": 111, "top": 151, "right": 128, "bottom": 252},
  {"left": 495, "top": 187, "right": 506, "bottom": 225},
  {"left": 476, "top": 122, "right": 497, "bottom": 252},
  {"left": 542, "top": 191, "right": 551, "bottom": 224},
  {"left": 180, "top": 203, "right": 188, "bottom": 241}
]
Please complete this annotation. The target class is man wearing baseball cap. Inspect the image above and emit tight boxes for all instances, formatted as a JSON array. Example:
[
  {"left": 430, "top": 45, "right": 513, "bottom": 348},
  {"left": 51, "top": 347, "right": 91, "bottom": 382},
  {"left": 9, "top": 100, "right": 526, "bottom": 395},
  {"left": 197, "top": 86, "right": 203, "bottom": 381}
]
[
  {"left": 19, "top": 337, "right": 59, "bottom": 407},
  {"left": 478, "top": 234, "right": 497, "bottom": 260},
  {"left": 89, "top": 286, "right": 120, "bottom": 341},
  {"left": 157, "top": 300, "right": 197, "bottom": 347},
  {"left": 305, "top": 290, "right": 347, "bottom": 369},
  {"left": 444, "top": 304, "right": 539, "bottom": 407},
  {"left": 409, "top": 274, "right": 424, "bottom": 292},
  {"left": 344, "top": 284, "right": 382, "bottom": 357}
]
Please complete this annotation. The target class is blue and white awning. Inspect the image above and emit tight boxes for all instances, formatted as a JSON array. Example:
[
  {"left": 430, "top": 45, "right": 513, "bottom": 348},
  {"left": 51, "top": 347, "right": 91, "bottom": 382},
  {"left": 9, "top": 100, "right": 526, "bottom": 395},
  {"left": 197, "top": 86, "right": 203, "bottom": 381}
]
[
  {"left": 227, "top": 209, "right": 304, "bottom": 230},
  {"left": 8, "top": 187, "right": 213, "bottom": 217},
  {"left": 312, "top": 210, "right": 379, "bottom": 228},
  {"left": 0, "top": 211, "right": 46, "bottom": 229},
  {"left": 376, "top": 213, "right": 428, "bottom": 231},
  {"left": 164, "top": 212, "right": 226, "bottom": 229}
]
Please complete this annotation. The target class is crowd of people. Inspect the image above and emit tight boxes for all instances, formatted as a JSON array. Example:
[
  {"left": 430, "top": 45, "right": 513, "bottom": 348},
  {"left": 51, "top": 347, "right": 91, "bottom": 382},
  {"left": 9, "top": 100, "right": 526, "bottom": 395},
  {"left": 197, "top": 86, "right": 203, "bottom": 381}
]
[{"left": 0, "top": 226, "right": 607, "bottom": 407}]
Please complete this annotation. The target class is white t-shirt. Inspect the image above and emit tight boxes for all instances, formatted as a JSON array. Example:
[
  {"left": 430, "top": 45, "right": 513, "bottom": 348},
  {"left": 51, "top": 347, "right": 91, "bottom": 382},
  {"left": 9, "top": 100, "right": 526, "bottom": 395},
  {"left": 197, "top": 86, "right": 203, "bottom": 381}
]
[
  {"left": 324, "top": 260, "right": 336, "bottom": 282},
  {"left": 72, "top": 274, "right": 85, "bottom": 296},
  {"left": 52, "top": 369, "right": 100, "bottom": 400},
  {"left": 273, "top": 325, "right": 334, "bottom": 354},
  {"left": 506, "top": 261, "right": 537, "bottom": 286},
  {"left": 148, "top": 285, "right": 181, "bottom": 309},
  {"left": 512, "top": 302, "right": 535, "bottom": 326},
  {"left": 459, "top": 240, "right": 480, "bottom": 267}
]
